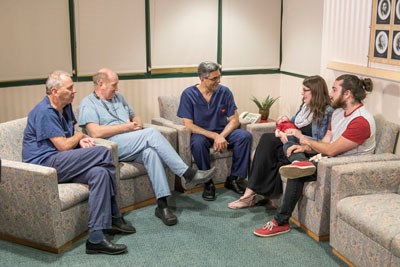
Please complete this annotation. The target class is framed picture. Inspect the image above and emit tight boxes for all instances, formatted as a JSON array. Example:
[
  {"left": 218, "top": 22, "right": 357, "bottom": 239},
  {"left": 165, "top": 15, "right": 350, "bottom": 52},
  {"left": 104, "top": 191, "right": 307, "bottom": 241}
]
[
  {"left": 377, "top": 0, "right": 391, "bottom": 24},
  {"left": 395, "top": 0, "right": 400, "bottom": 24},
  {"left": 370, "top": 0, "right": 400, "bottom": 65},
  {"left": 392, "top": 31, "right": 400, "bottom": 59},
  {"left": 374, "top": 30, "right": 389, "bottom": 58}
]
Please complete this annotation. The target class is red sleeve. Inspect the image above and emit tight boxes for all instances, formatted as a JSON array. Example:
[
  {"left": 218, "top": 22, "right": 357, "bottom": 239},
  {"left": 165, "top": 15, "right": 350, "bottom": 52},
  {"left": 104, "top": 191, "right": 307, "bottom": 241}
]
[{"left": 342, "top": 117, "right": 371, "bottom": 145}]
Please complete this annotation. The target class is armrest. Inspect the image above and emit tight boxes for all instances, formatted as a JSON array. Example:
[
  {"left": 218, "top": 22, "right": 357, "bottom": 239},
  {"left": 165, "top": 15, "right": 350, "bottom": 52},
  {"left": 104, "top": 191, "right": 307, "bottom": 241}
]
[
  {"left": 331, "top": 160, "right": 400, "bottom": 201},
  {"left": 143, "top": 123, "right": 178, "bottom": 151},
  {"left": 246, "top": 122, "right": 276, "bottom": 153},
  {"left": 0, "top": 159, "right": 61, "bottom": 213},
  {"left": 315, "top": 153, "right": 400, "bottom": 200},
  {"left": 150, "top": 119, "right": 192, "bottom": 166}
]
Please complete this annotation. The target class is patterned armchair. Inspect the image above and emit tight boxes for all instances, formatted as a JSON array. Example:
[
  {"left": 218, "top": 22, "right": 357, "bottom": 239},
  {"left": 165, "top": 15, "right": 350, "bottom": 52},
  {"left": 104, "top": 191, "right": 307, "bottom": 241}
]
[
  {"left": 151, "top": 96, "right": 238, "bottom": 190},
  {"left": 283, "top": 115, "right": 400, "bottom": 241},
  {"left": 0, "top": 117, "right": 116, "bottom": 253},
  {"left": 330, "top": 160, "right": 400, "bottom": 267}
]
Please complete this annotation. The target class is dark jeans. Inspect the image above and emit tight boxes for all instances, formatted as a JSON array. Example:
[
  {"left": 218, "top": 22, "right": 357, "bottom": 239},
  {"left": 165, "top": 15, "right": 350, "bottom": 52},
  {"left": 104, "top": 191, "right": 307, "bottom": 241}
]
[{"left": 275, "top": 150, "right": 317, "bottom": 225}]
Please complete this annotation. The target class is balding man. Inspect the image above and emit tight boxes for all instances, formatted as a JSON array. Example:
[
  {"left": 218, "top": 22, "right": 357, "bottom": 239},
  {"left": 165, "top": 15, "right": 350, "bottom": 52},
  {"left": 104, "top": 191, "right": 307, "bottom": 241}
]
[{"left": 78, "top": 68, "right": 215, "bottom": 227}]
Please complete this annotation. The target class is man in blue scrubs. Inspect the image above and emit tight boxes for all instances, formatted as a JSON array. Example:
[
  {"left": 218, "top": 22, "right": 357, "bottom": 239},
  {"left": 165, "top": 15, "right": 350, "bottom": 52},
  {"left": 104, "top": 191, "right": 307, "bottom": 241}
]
[
  {"left": 78, "top": 68, "right": 215, "bottom": 226},
  {"left": 177, "top": 62, "right": 252, "bottom": 201},
  {"left": 22, "top": 71, "right": 135, "bottom": 255}
]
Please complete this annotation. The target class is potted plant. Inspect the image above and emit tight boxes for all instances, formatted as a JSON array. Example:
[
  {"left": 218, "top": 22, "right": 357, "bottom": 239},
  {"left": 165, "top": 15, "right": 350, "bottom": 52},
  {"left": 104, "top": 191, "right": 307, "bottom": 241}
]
[{"left": 251, "top": 95, "right": 280, "bottom": 121}]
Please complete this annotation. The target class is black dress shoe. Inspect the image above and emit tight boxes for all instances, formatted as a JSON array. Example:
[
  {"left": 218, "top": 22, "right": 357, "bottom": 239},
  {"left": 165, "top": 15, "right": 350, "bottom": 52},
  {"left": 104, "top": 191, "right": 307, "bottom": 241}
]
[
  {"left": 202, "top": 184, "right": 216, "bottom": 201},
  {"left": 224, "top": 179, "right": 245, "bottom": 195},
  {"left": 86, "top": 239, "right": 127, "bottom": 255},
  {"left": 111, "top": 216, "right": 136, "bottom": 234},
  {"left": 155, "top": 207, "right": 178, "bottom": 226}
]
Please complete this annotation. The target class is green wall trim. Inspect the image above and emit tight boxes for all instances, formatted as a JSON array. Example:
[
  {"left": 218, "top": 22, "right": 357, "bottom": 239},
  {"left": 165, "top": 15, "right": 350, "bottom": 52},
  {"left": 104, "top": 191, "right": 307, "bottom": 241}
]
[
  {"left": 145, "top": 0, "right": 151, "bottom": 74},
  {"left": 217, "top": 0, "right": 222, "bottom": 65},
  {"left": 68, "top": 0, "right": 77, "bottom": 80},
  {"left": 0, "top": 69, "right": 299, "bottom": 88},
  {"left": 0, "top": 79, "right": 47, "bottom": 88},
  {"left": 280, "top": 71, "right": 308, "bottom": 79}
]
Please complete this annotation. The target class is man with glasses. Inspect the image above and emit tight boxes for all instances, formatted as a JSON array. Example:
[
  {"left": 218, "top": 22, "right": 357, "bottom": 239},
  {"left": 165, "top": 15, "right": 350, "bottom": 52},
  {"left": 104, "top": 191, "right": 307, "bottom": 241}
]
[{"left": 177, "top": 61, "right": 252, "bottom": 201}]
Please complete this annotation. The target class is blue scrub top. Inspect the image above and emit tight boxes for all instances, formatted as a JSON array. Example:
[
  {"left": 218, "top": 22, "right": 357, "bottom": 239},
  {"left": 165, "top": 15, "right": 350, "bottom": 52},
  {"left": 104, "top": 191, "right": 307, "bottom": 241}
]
[
  {"left": 22, "top": 96, "right": 76, "bottom": 165},
  {"left": 177, "top": 84, "right": 237, "bottom": 132}
]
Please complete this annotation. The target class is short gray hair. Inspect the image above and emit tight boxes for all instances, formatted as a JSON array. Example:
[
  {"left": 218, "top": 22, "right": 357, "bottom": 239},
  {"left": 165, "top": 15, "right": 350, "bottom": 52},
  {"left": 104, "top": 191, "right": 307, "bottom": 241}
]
[
  {"left": 197, "top": 61, "right": 221, "bottom": 79},
  {"left": 45, "top": 70, "right": 71, "bottom": 95}
]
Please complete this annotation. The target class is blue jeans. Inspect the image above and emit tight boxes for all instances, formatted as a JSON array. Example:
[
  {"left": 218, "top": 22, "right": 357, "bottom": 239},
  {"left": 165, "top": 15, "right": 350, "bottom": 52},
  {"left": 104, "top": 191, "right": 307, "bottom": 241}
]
[{"left": 109, "top": 127, "right": 189, "bottom": 199}]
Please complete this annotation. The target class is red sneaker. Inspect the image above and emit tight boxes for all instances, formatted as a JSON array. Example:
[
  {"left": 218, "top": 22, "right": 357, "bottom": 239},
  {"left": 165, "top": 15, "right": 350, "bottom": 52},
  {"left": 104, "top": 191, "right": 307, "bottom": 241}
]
[
  {"left": 279, "top": 161, "right": 316, "bottom": 179},
  {"left": 253, "top": 219, "right": 290, "bottom": 237}
]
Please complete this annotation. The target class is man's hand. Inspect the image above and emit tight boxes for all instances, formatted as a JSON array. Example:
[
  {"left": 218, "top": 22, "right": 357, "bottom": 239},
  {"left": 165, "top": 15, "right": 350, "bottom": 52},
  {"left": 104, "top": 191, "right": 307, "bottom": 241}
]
[
  {"left": 213, "top": 134, "right": 229, "bottom": 152},
  {"left": 127, "top": 121, "right": 143, "bottom": 131},
  {"left": 79, "top": 137, "right": 96, "bottom": 148},
  {"left": 286, "top": 144, "right": 306, "bottom": 157}
]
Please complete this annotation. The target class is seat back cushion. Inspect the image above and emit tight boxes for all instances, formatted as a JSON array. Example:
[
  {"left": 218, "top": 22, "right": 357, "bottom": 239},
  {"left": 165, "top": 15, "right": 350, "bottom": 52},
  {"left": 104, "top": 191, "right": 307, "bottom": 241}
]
[
  {"left": 0, "top": 117, "right": 27, "bottom": 161},
  {"left": 374, "top": 115, "right": 399, "bottom": 154},
  {"left": 158, "top": 96, "right": 183, "bottom": 125}
]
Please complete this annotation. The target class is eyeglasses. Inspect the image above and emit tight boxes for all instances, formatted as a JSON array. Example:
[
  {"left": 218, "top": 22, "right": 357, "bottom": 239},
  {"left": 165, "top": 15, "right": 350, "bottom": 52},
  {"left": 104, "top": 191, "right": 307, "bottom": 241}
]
[
  {"left": 302, "top": 89, "right": 311, "bottom": 93},
  {"left": 206, "top": 75, "right": 221, "bottom": 82}
]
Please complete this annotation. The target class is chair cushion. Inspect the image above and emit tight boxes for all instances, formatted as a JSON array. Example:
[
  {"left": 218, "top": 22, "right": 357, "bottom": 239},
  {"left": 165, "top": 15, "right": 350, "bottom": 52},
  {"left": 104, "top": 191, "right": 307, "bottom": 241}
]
[
  {"left": 58, "top": 183, "right": 89, "bottom": 211},
  {"left": 337, "top": 193, "right": 400, "bottom": 251},
  {"left": 119, "top": 162, "right": 148, "bottom": 180}
]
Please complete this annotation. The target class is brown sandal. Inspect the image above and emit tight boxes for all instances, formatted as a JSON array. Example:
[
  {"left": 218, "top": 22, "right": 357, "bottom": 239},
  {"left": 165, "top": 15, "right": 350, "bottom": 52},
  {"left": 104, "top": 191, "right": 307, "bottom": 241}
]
[{"left": 228, "top": 194, "right": 256, "bottom": 209}]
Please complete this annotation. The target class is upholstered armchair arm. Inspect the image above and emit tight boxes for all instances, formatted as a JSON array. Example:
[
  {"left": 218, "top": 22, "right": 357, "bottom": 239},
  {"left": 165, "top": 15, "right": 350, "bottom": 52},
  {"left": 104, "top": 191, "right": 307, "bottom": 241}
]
[
  {"left": 0, "top": 159, "right": 63, "bottom": 243},
  {"left": 246, "top": 122, "right": 276, "bottom": 153},
  {"left": 151, "top": 118, "right": 192, "bottom": 166},
  {"left": 314, "top": 153, "right": 400, "bottom": 215},
  {"left": 143, "top": 123, "right": 178, "bottom": 151},
  {"left": 331, "top": 160, "right": 400, "bottom": 201}
]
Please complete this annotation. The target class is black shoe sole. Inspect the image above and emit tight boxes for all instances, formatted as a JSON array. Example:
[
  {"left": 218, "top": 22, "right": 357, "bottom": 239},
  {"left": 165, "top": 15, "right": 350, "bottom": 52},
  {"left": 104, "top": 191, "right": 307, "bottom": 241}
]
[{"left": 86, "top": 248, "right": 127, "bottom": 255}]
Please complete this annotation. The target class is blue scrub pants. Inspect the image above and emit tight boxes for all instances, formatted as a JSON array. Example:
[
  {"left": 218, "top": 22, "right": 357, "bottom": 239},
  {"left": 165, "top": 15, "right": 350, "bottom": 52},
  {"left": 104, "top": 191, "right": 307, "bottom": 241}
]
[
  {"left": 110, "top": 128, "right": 189, "bottom": 199},
  {"left": 190, "top": 128, "right": 252, "bottom": 180},
  {"left": 43, "top": 146, "right": 117, "bottom": 232}
]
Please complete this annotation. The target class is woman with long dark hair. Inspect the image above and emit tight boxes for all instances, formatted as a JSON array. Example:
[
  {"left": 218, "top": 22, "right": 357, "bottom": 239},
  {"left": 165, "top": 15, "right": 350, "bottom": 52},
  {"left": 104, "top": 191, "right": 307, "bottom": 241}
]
[{"left": 228, "top": 75, "right": 333, "bottom": 209}]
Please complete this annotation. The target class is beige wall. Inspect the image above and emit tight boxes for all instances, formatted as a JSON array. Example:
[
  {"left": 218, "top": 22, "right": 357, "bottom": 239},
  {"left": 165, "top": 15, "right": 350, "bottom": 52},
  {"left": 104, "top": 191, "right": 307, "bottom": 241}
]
[{"left": 0, "top": 74, "right": 281, "bottom": 124}]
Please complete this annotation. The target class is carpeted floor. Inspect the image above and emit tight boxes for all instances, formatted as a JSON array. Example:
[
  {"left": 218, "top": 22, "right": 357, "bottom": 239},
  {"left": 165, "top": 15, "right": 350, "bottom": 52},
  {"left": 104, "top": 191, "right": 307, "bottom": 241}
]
[{"left": 0, "top": 189, "right": 346, "bottom": 267}]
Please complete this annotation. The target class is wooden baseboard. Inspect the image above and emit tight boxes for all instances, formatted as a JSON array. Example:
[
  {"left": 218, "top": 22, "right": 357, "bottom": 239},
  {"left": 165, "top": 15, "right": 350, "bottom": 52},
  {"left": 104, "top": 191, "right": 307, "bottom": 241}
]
[
  {"left": 0, "top": 230, "right": 88, "bottom": 254},
  {"left": 289, "top": 217, "right": 329, "bottom": 242},
  {"left": 332, "top": 248, "right": 356, "bottom": 267},
  {"left": 121, "top": 197, "right": 157, "bottom": 213}
]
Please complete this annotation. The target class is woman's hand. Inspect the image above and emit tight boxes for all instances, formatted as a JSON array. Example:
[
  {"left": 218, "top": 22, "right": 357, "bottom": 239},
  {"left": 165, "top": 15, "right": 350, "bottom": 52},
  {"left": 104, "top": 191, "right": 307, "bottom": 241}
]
[
  {"left": 286, "top": 128, "right": 303, "bottom": 139},
  {"left": 279, "top": 132, "right": 289, "bottom": 144}
]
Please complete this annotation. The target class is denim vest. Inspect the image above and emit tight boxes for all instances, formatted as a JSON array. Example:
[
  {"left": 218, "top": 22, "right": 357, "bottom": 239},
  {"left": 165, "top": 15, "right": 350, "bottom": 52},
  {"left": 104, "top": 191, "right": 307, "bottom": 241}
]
[{"left": 291, "top": 105, "right": 334, "bottom": 141}]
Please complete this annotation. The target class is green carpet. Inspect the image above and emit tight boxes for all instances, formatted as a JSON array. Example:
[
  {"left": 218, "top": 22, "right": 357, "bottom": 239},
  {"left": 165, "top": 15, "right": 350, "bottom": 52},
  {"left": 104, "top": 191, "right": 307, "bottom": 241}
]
[{"left": 0, "top": 189, "right": 345, "bottom": 267}]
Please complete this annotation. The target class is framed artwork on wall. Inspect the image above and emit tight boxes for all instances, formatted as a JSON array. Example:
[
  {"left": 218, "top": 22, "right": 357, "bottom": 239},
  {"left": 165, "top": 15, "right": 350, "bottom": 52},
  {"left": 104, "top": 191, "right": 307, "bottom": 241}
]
[{"left": 370, "top": 0, "right": 400, "bottom": 65}]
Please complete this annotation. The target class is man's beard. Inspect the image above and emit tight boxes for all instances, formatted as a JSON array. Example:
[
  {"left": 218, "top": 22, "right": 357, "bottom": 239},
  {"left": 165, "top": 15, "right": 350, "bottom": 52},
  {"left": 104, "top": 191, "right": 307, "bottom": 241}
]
[{"left": 331, "top": 94, "right": 345, "bottom": 109}]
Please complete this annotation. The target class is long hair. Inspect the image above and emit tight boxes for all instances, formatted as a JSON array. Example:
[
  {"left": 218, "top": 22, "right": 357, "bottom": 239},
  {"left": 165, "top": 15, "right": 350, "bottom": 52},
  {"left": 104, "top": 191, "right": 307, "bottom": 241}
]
[{"left": 303, "top": 75, "right": 331, "bottom": 126}]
